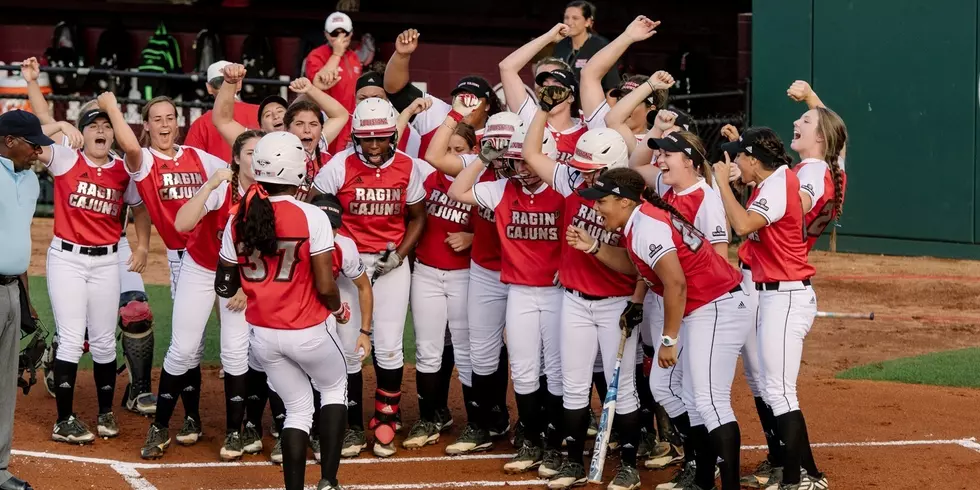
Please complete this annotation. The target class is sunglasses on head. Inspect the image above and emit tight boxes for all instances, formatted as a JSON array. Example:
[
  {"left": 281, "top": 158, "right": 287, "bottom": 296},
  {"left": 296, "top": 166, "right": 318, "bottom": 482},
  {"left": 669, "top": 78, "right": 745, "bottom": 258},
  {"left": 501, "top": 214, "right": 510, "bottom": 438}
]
[{"left": 329, "top": 29, "right": 349, "bottom": 37}]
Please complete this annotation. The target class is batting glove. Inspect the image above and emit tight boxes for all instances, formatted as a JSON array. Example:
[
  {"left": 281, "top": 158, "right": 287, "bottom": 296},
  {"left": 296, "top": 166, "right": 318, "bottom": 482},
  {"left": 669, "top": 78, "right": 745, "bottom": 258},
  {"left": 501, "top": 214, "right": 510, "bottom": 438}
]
[
  {"left": 619, "top": 301, "right": 643, "bottom": 338},
  {"left": 374, "top": 251, "right": 402, "bottom": 278},
  {"left": 478, "top": 140, "right": 507, "bottom": 167},
  {"left": 537, "top": 85, "right": 572, "bottom": 112},
  {"left": 333, "top": 302, "right": 352, "bottom": 324}
]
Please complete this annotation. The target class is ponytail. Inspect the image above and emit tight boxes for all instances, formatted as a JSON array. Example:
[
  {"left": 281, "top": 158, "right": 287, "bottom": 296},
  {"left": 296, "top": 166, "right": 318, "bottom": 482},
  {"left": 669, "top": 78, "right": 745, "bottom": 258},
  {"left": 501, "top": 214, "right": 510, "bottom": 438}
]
[
  {"left": 234, "top": 184, "right": 278, "bottom": 257},
  {"left": 642, "top": 186, "right": 697, "bottom": 231},
  {"left": 814, "top": 107, "right": 848, "bottom": 220},
  {"left": 230, "top": 130, "right": 266, "bottom": 205}
]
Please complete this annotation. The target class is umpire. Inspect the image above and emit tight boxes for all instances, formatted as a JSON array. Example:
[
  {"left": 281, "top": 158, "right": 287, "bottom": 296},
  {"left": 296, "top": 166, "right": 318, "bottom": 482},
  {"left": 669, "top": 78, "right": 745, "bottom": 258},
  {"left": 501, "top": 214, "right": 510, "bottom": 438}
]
[{"left": 0, "top": 110, "right": 50, "bottom": 490}]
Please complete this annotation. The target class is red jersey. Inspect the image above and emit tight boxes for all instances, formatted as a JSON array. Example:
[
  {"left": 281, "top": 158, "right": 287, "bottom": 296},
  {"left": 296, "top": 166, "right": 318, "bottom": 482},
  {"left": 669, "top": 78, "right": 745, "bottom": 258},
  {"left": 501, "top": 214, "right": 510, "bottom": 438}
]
[
  {"left": 552, "top": 165, "right": 633, "bottom": 297},
  {"left": 416, "top": 171, "right": 474, "bottom": 270},
  {"left": 185, "top": 183, "right": 240, "bottom": 271},
  {"left": 130, "top": 146, "right": 226, "bottom": 250},
  {"left": 47, "top": 145, "right": 142, "bottom": 246},
  {"left": 658, "top": 177, "right": 730, "bottom": 245},
  {"left": 220, "top": 196, "right": 334, "bottom": 329},
  {"left": 744, "top": 165, "right": 815, "bottom": 282},
  {"left": 625, "top": 202, "right": 741, "bottom": 315},
  {"left": 304, "top": 44, "right": 362, "bottom": 153},
  {"left": 296, "top": 150, "right": 332, "bottom": 203},
  {"left": 550, "top": 123, "right": 587, "bottom": 166},
  {"left": 182, "top": 101, "right": 260, "bottom": 163},
  {"left": 794, "top": 158, "right": 847, "bottom": 250},
  {"left": 475, "top": 179, "right": 563, "bottom": 287},
  {"left": 312, "top": 149, "right": 426, "bottom": 253},
  {"left": 470, "top": 169, "right": 502, "bottom": 271}
]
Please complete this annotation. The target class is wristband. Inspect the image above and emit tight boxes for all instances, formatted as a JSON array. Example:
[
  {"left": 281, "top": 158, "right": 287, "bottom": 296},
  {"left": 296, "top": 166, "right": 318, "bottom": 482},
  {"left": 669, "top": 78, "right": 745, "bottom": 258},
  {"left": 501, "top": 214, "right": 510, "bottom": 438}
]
[
  {"left": 646, "top": 79, "right": 656, "bottom": 92},
  {"left": 360, "top": 329, "right": 372, "bottom": 336},
  {"left": 586, "top": 240, "right": 600, "bottom": 255},
  {"left": 447, "top": 110, "right": 464, "bottom": 123}
]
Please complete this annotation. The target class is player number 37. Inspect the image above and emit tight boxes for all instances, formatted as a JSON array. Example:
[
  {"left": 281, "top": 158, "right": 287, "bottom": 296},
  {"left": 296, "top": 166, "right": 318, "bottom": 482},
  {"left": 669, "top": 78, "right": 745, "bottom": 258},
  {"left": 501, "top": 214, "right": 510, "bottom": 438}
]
[{"left": 238, "top": 239, "right": 305, "bottom": 282}]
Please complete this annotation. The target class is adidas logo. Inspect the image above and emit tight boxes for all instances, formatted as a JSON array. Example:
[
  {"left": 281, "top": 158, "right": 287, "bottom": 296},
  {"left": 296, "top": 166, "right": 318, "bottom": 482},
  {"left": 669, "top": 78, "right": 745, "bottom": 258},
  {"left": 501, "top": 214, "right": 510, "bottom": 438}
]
[
  {"left": 183, "top": 386, "right": 196, "bottom": 392},
  {"left": 59, "top": 382, "right": 72, "bottom": 389},
  {"left": 229, "top": 396, "right": 244, "bottom": 402},
  {"left": 79, "top": 171, "right": 89, "bottom": 178},
  {"left": 347, "top": 400, "right": 358, "bottom": 407},
  {"left": 161, "top": 393, "right": 174, "bottom": 400},
  {"left": 248, "top": 395, "right": 260, "bottom": 401},
  {"left": 100, "top": 385, "right": 112, "bottom": 391},
  {"left": 275, "top": 414, "right": 286, "bottom": 420},
  {"left": 809, "top": 297, "right": 816, "bottom": 304},
  {"left": 353, "top": 176, "right": 364, "bottom": 184},
  {"left": 622, "top": 443, "right": 635, "bottom": 449},
  {"left": 738, "top": 301, "right": 746, "bottom": 309}
]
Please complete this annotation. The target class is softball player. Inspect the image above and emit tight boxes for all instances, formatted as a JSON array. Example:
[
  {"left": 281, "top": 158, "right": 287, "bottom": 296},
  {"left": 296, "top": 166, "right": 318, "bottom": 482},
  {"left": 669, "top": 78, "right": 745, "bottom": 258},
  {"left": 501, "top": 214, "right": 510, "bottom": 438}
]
[
  {"left": 522, "top": 105, "right": 644, "bottom": 489},
  {"left": 447, "top": 120, "right": 564, "bottom": 475},
  {"left": 714, "top": 127, "right": 830, "bottom": 490},
  {"left": 424, "top": 108, "right": 524, "bottom": 455},
  {"left": 32, "top": 107, "right": 144, "bottom": 444},
  {"left": 217, "top": 131, "right": 349, "bottom": 490},
  {"left": 312, "top": 97, "right": 427, "bottom": 458},
  {"left": 99, "top": 92, "right": 228, "bottom": 457},
  {"left": 570, "top": 167, "right": 746, "bottom": 490}
]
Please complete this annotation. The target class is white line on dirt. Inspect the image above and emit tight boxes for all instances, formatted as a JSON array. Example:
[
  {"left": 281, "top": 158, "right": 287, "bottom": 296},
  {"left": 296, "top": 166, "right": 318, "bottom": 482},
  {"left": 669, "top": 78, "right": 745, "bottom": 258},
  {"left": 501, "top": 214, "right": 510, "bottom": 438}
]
[
  {"left": 111, "top": 463, "right": 159, "bottom": 490},
  {"left": 956, "top": 439, "right": 980, "bottom": 453},
  {"left": 233, "top": 480, "right": 551, "bottom": 490}
]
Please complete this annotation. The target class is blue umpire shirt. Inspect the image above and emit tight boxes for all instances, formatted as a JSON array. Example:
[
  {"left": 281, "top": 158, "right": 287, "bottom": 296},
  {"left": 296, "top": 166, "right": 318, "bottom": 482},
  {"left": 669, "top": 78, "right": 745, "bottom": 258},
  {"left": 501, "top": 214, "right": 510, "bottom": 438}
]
[{"left": 0, "top": 154, "right": 39, "bottom": 276}]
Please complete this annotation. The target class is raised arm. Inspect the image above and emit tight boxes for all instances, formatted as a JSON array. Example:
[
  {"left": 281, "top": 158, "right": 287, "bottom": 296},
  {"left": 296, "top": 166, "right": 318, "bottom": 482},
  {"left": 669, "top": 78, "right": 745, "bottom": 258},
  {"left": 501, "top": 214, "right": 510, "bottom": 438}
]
[
  {"left": 447, "top": 156, "right": 486, "bottom": 206},
  {"left": 289, "top": 77, "right": 349, "bottom": 145},
  {"left": 499, "top": 24, "right": 569, "bottom": 113},
  {"left": 713, "top": 156, "right": 767, "bottom": 236},
  {"left": 384, "top": 29, "right": 420, "bottom": 94},
  {"left": 398, "top": 97, "right": 430, "bottom": 155},
  {"left": 21, "top": 58, "right": 54, "bottom": 125},
  {"left": 523, "top": 107, "right": 559, "bottom": 187},
  {"left": 175, "top": 169, "right": 232, "bottom": 232},
  {"left": 787, "top": 80, "right": 825, "bottom": 110},
  {"left": 214, "top": 64, "right": 249, "bottom": 147},
  {"left": 423, "top": 95, "right": 481, "bottom": 176},
  {"left": 99, "top": 92, "right": 141, "bottom": 173},
  {"left": 606, "top": 70, "right": 674, "bottom": 155},
  {"left": 313, "top": 33, "right": 351, "bottom": 89},
  {"left": 581, "top": 16, "right": 660, "bottom": 118}
]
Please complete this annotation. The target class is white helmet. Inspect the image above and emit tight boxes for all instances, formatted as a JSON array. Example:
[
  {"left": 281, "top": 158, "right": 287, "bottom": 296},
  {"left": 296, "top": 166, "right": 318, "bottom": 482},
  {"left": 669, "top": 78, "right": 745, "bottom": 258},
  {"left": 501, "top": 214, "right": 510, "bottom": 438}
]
[
  {"left": 482, "top": 111, "right": 524, "bottom": 150},
  {"left": 505, "top": 123, "right": 557, "bottom": 161},
  {"left": 251, "top": 131, "right": 307, "bottom": 187},
  {"left": 351, "top": 98, "right": 398, "bottom": 138},
  {"left": 568, "top": 128, "right": 629, "bottom": 172}
]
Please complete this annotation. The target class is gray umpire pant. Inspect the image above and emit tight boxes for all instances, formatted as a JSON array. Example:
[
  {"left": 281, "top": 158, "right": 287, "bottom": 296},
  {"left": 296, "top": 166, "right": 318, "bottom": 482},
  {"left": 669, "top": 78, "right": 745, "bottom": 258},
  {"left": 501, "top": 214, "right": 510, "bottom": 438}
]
[{"left": 0, "top": 281, "right": 22, "bottom": 483}]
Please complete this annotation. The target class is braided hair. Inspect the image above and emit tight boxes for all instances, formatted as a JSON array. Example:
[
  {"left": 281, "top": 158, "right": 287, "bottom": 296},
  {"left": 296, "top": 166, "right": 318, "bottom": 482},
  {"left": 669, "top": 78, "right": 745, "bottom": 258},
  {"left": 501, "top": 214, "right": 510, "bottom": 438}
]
[
  {"left": 230, "top": 130, "right": 266, "bottom": 205},
  {"left": 752, "top": 128, "right": 794, "bottom": 170},
  {"left": 815, "top": 107, "right": 847, "bottom": 219},
  {"left": 603, "top": 167, "right": 697, "bottom": 231},
  {"left": 235, "top": 182, "right": 293, "bottom": 257}
]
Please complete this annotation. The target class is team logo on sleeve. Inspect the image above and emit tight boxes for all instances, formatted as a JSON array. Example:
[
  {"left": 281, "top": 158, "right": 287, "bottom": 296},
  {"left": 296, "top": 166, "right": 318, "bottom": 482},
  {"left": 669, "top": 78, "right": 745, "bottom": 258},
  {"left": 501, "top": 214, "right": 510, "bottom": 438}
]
[
  {"left": 69, "top": 182, "right": 123, "bottom": 217},
  {"left": 751, "top": 198, "right": 769, "bottom": 212},
  {"left": 506, "top": 211, "right": 560, "bottom": 240},
  {"left": 572, "top": 203, "right": 621, "bottom": 245},
  {"left": 801, "top": 183, "right": 815, "bottom": 195},
  {"left": 158, "top": 172, "right": 205, "bottom": 201},
  {"left": 712, "top": 225, "right": 727, "bottom": 238},
  {"left": 648, "top": 244, "right": 663, "bottom": 258},
  {"left": 426, "top": 189, "right": 473, "bottom": 225},
  {"left": 350, "top": 187, "right": 404, "bottom": 216}
]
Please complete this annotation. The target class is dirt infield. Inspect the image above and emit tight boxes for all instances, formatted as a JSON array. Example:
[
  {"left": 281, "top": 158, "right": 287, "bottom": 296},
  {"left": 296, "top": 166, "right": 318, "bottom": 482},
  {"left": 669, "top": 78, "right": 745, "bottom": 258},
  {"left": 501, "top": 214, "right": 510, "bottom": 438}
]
[{"left": 15, "top": 218, "right": 980, "bottom": 489}]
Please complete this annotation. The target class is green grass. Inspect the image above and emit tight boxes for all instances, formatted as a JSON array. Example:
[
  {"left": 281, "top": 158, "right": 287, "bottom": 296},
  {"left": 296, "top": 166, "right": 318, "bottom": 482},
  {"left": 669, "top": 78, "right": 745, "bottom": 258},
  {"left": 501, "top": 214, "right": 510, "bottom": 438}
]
[
  {"left": 837, "top": 347, "right": 980, "bottom": 388},
  {"left": 26, "top": 276, "right": 416, "bottom": 369}
]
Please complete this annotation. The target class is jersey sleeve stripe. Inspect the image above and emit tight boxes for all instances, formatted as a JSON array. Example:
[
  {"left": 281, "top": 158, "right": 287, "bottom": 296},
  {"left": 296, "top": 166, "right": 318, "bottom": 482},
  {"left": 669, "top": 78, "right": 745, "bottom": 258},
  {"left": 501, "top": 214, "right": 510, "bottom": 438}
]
[
  {"left": 747, "top": 207, "right": 772, "bottom": 225},
  {"left": 310, "top": 245, "right": 336, "bottom": 256}
]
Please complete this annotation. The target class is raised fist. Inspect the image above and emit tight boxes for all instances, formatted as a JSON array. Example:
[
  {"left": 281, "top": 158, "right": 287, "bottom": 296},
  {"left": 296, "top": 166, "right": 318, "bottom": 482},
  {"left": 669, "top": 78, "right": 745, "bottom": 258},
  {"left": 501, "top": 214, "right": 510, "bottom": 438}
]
[
  {"left": 20, "top": 57, "right": 40, "bottom": 83},
  {"left": 96, "top": 92, "right": 118, "bottom": 112},
  {"left": 406, "top": 97, "right": 433, "bottom": 117},
  {"left": 395, "top": 29, "right": 421, "bottom": 55},
  {"left": 221, "top": 63, "right": 247, "bottom": 85},
  {"left": 549, "top": 23, "right": 570, "bottom": 43},
  {"left": 289, "top": 77, "right": 314, "bottom": 94},
  {"left": 787, "top": 80, "right": 812, "bottom": 102},
  {"left": 720, "top": 124, "right": 739, "bottom": 143},
  {"left": 649, "top": 70, "right": 674, "bottom": 90},
  {"left": 452, "top": 93, "right": 482, "bottom": 118},
  {"left": 538, "top": 85, "right": 572, "bottom": 112},
  {"left": 654, "top": 110, "right": 677, "bottom": 131}
]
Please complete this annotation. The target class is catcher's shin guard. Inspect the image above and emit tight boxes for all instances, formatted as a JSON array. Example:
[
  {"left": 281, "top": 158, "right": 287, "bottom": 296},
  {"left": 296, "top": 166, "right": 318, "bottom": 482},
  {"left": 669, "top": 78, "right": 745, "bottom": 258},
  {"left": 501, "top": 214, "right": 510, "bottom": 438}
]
[
  {"left": 119, "top": 292, "right": 157, "bottom": 415},
  {"left": 42, "top": 332, "right": 59, "bottom": 398},
  {"left": 367, "top": 389, "right": 401, "bottom": 445}
]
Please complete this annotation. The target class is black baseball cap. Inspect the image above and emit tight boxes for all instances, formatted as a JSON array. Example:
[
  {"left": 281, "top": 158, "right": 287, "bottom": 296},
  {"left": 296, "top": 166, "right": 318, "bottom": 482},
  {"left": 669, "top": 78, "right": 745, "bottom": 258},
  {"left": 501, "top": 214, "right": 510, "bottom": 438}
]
[
  {"left": 77, "top": 109, "right": 110, "bottom": 129},
  {"left": 647, "top": 131, "right": 703, "bottom": 164},
  {"left": 609, "top": 77, "right": 655, "bottom": 105},
  {"left": 578, "top": 171, "right": 642, "bottom": 201},
  {"left": 356, "top": 71, "right": 384, "bottom": 92},
  {"left": 534, "top": 69, "right": 578, "bottom": 94},
  {"left": 450, "top": 76, "right": 493, "bottom": 101},
  {"left": 311, "top": 193, "right": 343, "bottom": 229},
  {"left": 646, "top": 108, "right": 694, "bottom": 133},
  {"left": 719, "top": 128, "right": 778, "bottom": 164},
  {"left": 0, "top": 110, "right": 54, "bottom": 146},
  {"left": 257, "top": 95, "right": 289, "bottom": 121}
]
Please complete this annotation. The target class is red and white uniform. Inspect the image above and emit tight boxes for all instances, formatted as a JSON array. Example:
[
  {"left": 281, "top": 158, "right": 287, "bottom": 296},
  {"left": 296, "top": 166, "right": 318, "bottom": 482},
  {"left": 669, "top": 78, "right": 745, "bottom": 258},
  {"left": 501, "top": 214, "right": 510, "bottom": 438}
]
[
  {"left": 45, "top": 144, "right": 142, "bottom": 366},
  {"left": 474, "top": 178, "right": 563, "bottom": 396},
  {"left": 794, "top": 158, "right": 847, "bottom": 250},
  {"left": 412, "top": 167, "right": 476, "bottom": 389},
  {"left": 127, "top": 146, "right": 226, "bottom": 295},
  {"left": 220, "top": 194, "right": 347, "bottom": 434},
  {"left": 551, "top": 165, "right": 639, "bottom": 414},
  {"left": 313, "top": 148, "right": 426, "bottom": 371},
  {"left": 182, "top": 101, "right": 260, "bottom": 163},
  {"left": 624, "top": 201, "right": 750, "bottom": 430},
  {"left": 163, "top": 182, "right": 250, "bottom": 378},
  {"left": 515, "top": 96, "right": 587, "bottom": 166},
  {"left": 333, "top": 233, "right": 369, "bottom": 374},
  {"left": 296, "top": 150, "right": 333, "bottom": 203},
  {"left": 411, "top": 94, "right": 485, "bottom": 158}
]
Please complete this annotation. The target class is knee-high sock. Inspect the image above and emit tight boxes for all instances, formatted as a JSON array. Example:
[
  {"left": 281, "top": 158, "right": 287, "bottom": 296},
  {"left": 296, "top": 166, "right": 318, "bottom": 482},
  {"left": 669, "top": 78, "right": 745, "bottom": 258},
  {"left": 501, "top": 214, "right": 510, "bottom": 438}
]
[
  {"left": 563, "top": 407, "right": 590, "bottom": 465},
  {"left": 775, "top": 411, "right": 806, "bottom": 485},
  {"left": 491, "top": 346, "right": 509, "bottom": 416},
  {"left": 471, "top": 372, "right": 494, "bottom": 431},
  {"left": 669, "top": 412, "right": 694, "bottom": 464},
  {"left": 618, "top": 410, "right": 642, "bottom": 468},
  {"left": 710, "top": 422, "right": 742, "bottom": 490},
  {"left": 635, "top": 363, "right": 655, "bottom": 433},
  {"left": 269, "top": 389, "right": 287, "bottom": 435},
  {"left": 592, "top": 371, "right": 608, "bottom": 404},
  {"left": 245, "top": 368, "right": 268, "bottom": 430},
  {"left": 54, "top": 359, "right": 79, "bottom": 422},
  {"left": 153, "top": 368, "right": 184, "bottom": 429},
  {"left": 461, "top": 384, "right": 478, "bottom": 425},
  {"left": 438, "top": 341, "right": 455, "bottom": 409},
  {"left": 515, "top": 392, "right": 542, "bottom": 447},
  {"left": 281, "top": 428, "right": 309, "bottom": 490},
  {"left": 690, "top": 424, "right": 716, "bottom": 490},
  {"left": 347, "top": 371, "right": 364, "bottom": 429},
  {"left": 224, "top": 373, "right": 248, "bottom": 433},
  {"left": 754, "top": 397, "right": 783, "bottom": 466},
  {"left": 544, "top": 393, "right": 564, "bottom": 449},
  {"left": 319, "top": 404, "right": 347, "bottom": 485},
  {"left": 416, "top": 371, "right": 440, "bottom": 422},
  {"left": 798, "top": 411, "right": 820, "bottom": 477},
  {"left": 180, "top": 365, "right": 202, "bottom": 421},
  {"left": 93, "top": 360, "right": 117, "bottom": 415}
]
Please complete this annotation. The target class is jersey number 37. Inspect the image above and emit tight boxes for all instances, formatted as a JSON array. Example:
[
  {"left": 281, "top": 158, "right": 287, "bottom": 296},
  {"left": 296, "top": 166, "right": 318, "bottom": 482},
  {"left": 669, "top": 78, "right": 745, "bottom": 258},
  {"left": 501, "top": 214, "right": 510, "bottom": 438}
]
[{"left": 238, "top": 239, "right": 305, "bottom": 282}]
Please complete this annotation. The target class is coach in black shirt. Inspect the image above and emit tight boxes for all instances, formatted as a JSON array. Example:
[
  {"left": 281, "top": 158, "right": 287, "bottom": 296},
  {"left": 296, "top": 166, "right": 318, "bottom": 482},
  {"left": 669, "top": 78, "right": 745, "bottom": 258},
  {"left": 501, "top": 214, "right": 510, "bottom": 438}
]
[{"left": 552, "top": 1, "right": 620, "bottom": 94}]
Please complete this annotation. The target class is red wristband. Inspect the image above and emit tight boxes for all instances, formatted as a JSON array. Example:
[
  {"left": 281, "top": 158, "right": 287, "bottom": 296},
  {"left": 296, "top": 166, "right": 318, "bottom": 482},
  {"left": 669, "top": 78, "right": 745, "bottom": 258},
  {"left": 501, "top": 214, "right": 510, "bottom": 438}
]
[{"left": 447, "top": 110, "right": 463, "bottom": 123}]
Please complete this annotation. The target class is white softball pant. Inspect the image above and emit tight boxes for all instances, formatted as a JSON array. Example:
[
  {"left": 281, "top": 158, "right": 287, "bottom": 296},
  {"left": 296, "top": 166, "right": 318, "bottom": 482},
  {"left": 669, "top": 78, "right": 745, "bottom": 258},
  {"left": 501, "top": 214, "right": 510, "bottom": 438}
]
[
  {"left": 361, "top": 252, "right": 411, "bottom": 371},
  {"left": 166, "top": 248, "right": 184, "bottom": 299},
  {"left": 647, "top": 292, "right": 686, "bottom": 418},
  {"left": 116, "top": 235, "right": 145, "bottom": 293},
  {"left": 47, "top": 238, "right": 120, "bottom": 364},
  {"left": 250, "top": 319, "right": 348, "bottom": 434},
  {"left": 505, "top": 285, "right": 562, "bottom": 396},
  {"left": 738, "top": 268, "right": 764, "bottom": 397},
  {"left": 411, "top": 262, "right": 470, "bottom": 384},
  {"left": 758, "top": 283, "right": 817, "bottom": 416},
  {"left": 335, "top": 276, "right": 365, "bottom": 374},
  {"left": 560, "top": 292, "right": 638, "bottom": 414},
  {"left": 681, "top": 289, "right": 754, "bottom": 432},
  {"left": 467, "top": 261, "right": 508, "bottom": 377},
  {"left": 163, "top": 254, "right": 249, "bottom": 377}
]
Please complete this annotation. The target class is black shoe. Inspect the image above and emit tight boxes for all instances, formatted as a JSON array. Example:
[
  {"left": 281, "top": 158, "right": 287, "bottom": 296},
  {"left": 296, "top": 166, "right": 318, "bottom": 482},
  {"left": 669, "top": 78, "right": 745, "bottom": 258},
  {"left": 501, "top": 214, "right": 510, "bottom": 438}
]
[{"left": 0, "top": 477, "right": 33, "bottom": 490}]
